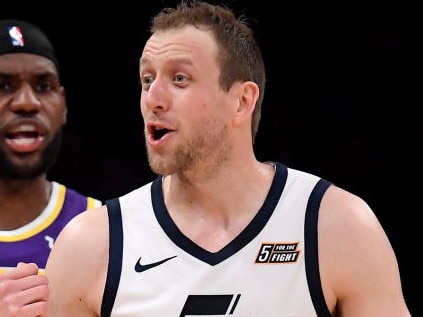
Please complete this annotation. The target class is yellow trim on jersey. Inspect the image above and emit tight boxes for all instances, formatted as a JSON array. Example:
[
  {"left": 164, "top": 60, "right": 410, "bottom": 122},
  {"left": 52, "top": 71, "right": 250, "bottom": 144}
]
[
  {"left": 0, "top": 268, "right": 9, "bottom": 274},
  {"left": 87, "top": 196, "right": 100, "bottom": 209},
  {"left": 0, "top": 267, "right": 45, "bottom": 275},
  {"left": 0, "top": 184, "right": 66, "bottom": 242}
]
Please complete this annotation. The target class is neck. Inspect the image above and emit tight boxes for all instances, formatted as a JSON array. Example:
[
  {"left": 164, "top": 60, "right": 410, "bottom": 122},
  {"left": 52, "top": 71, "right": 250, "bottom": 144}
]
[{"left": 0, "top": 177, "right": 52, "bottom": 230}]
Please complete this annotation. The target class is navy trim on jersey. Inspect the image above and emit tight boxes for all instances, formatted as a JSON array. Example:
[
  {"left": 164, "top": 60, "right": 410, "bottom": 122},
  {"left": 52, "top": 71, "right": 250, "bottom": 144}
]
[
  {"left": 101, "top": 198, "right": 124, "bottom": 317},
  {"left": 304, "top": 178, "right": 332, "bottom": 317},
  {"left": 102, "top": 164, "right": 333, "bottom": 316},
  {"left": 151, "top": 162, "right": 288, "bottom": 266}
]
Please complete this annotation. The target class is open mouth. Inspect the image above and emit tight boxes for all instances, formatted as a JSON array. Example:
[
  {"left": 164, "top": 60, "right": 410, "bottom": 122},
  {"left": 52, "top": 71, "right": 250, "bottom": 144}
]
[
  {"left": 6, "top": 124, "right": 42, "bottom": 144},
  {"left": 150, "top": 126, "right": 171, "bottom": 141}
]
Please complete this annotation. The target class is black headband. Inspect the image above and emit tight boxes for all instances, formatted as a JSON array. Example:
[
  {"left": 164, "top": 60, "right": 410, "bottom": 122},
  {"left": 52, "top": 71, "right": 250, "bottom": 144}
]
[{"left": 0, "top": 19, "right": 59, "bottom": 71}]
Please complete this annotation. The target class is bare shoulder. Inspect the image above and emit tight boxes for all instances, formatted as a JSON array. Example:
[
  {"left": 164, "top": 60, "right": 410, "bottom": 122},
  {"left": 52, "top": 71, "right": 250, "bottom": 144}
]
[
  {"left": 46, "top": 205, "right": 109, "bottom": 316},
  {"left": 318, "top": 185, "right": 411, "bottom": 316},
  {"left": 319, "top": 185, "right": 379, "bottom": 235}
]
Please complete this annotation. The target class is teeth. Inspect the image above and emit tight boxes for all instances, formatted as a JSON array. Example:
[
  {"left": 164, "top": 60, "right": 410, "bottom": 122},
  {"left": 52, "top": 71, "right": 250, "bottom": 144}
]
[
  {"left": 11, "top": 138, "right": 36, "bottom": 145},
  {"left": 10, "top": 124, "right": 37, "bottom": 133}
]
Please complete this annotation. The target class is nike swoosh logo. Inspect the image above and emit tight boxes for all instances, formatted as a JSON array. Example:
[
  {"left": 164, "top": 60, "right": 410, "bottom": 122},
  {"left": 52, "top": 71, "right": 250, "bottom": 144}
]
[{"left": 134, "top": 255, "right": 177, "bottom": 273}]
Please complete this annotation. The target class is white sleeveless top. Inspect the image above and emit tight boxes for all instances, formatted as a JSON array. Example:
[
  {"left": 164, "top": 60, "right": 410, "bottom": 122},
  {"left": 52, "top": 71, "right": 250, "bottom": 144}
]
[{"left": 102, "top": 162, "right": 332, "bottom": 317}]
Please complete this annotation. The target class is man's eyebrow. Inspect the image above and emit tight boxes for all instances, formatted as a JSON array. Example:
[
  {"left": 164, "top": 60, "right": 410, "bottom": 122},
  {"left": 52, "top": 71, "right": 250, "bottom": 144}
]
[
  {"left": 0, "top": 72, "right": 14, "bottom": 78},
  {"left": 0, "top": 70, "right": 56, "bottom": 77},
  {"left": 167, "top": 55, "right": 194, "bottom": 64},
  {"left": 140, "top": 55, "right": 195, "bottom": 66},
  {"left": 37, "top": 71, "right": 57, "bottom": 79}
]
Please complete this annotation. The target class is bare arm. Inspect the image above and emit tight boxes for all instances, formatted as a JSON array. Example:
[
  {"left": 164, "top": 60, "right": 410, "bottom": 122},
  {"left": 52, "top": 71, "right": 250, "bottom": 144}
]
[
  {"left": 0, "top": 262, "right": 48, "bottom": 317},
  {"left": 319, "top": 185, "right": 411, "bottom": 317},
  {"left": 45, "top": 205, "right": 109, "bottom": 317}
]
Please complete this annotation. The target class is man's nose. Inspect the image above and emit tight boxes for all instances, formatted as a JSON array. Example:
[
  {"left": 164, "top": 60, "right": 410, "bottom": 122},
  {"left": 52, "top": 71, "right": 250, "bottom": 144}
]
[
  {"left": 142, "top": 78, "right": 169, "bottom": 113},
  {"left": 10, "top": 84, "right": 41, "bottom": 113}
]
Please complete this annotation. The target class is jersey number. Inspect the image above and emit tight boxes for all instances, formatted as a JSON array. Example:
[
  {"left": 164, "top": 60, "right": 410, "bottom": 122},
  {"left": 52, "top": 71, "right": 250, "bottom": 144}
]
[{"left": 180, "top": 294, "right": 241, "bottom": 316}]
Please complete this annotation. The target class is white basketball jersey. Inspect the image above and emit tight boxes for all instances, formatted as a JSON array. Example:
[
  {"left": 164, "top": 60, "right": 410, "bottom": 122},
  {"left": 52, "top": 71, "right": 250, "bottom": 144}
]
[{"left": 102, "top": 162, "right": 332, "bottom": 317}]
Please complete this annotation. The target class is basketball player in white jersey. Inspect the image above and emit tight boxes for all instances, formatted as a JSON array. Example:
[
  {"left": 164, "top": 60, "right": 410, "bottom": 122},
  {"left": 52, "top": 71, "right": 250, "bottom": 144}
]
[{"left": 46, "top": 1, "right": 411, "bottom": 316}]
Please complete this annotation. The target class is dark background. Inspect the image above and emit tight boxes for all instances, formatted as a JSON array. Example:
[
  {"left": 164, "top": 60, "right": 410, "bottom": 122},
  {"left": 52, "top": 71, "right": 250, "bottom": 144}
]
[{"left": 2, "top": 0, "right": 419, "bottom": 315}]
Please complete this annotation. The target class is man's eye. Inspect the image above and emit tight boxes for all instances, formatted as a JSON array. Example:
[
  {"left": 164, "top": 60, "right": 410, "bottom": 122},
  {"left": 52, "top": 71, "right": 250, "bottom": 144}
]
[
  {"left": 37, "top": 82, "right": 53, "bottom": 93},
  {"left": 0, "top": 82, "right": 9, "bottom": 91},
  {"left": 143, "top": 75, "right": 154, "bottom": 85},
  {"left": 174, "top": 74, "right": 185, "bottom": 83}
]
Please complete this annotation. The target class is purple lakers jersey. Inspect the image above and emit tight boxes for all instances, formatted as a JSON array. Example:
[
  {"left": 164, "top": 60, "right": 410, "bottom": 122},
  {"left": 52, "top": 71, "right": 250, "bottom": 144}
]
[{"left": 0, "top": 182, "right": 102, "bottom": 274}]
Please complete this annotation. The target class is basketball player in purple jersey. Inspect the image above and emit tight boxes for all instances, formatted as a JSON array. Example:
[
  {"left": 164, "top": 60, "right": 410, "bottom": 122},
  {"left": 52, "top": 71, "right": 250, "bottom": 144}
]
[{"left": 0, "top": 19, "right": 102, "bottom": 317}]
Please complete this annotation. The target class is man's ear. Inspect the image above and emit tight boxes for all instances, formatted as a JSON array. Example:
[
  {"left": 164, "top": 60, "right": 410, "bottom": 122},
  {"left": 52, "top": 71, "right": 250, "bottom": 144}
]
[
  {"left": 233, "top": 81, "right": 259, "bottom": 125},
  {"left": 60, "top": 86, "right": 68, "bottom": 124}
]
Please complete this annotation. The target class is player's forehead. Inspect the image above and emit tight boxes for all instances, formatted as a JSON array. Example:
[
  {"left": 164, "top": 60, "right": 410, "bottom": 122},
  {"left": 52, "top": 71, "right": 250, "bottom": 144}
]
[
  {"left": 0, "top": 53, "right": 57, "bottom": 76},
  {"left": 141, "top": 26, "right": 218, "bottom": 67}
]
